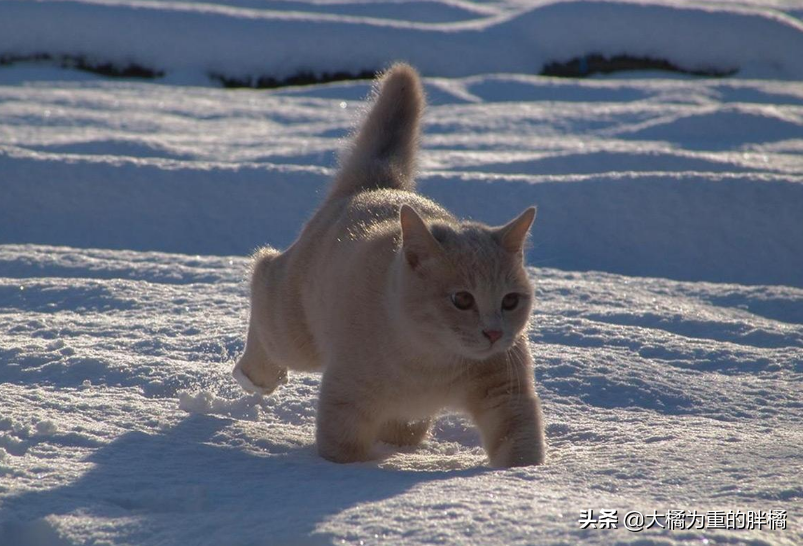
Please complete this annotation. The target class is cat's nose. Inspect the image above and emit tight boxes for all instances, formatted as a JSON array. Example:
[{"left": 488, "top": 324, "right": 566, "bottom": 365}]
[{"left": 483, "top": 329, "right": 503, "bottom": 344}]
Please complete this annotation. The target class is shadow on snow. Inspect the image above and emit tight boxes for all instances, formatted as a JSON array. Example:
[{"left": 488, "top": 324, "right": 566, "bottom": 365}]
[{"left": 0, "top": 414, "right": 484, "bottom": 546}]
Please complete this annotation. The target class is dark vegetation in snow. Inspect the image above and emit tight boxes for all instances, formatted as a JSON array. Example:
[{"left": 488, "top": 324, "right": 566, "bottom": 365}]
[
  {"left": 1, "top": 53, "right": 741, "bottom": 88},
  {"left": 0, "top": 53, "right": 164, "bottom": 79},
  {"left": 210, "top": 68, "right": 378, "bottom": 88},
  {"left": 541, "top": 54, "right": 738, "bottom": 78}
]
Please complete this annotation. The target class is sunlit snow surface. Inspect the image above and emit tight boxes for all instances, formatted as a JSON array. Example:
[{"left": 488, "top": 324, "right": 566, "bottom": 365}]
[
  {"left": 2, "top": 1, "right": 803, "bottom": 544},
  {"left": 2, "top": 72, "right": 802, "bottom": 285}
]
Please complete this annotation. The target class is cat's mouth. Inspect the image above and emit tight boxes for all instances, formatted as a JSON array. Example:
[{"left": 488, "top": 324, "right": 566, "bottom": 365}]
[{"left": 467, "top": 339, "right": 511, "bottom": 360}]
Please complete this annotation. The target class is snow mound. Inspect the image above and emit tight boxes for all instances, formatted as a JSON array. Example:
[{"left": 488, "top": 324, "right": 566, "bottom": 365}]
[
  {"left": 2, "top": 75, "right": 801, "bottom": 287},
  {"left": 1, "top": 1, "right": 803, "bottom": 81},
  {"left": 178, "top": 390, "right": 266, "bottom": 420},
  {"left": 614, "top": 104, "right": 803, "bottom": 145}
]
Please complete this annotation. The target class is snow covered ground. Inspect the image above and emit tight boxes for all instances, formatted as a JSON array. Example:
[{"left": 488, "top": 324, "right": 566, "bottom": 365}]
[
  {"left": 1, "top": 1, "right": 803, "bottom": 545},
  {"left": 3, "top": 0, "right": 803, "bottom": 81},
  {"left": 1, "top": 245, "right": 802, "bottom": 545}
]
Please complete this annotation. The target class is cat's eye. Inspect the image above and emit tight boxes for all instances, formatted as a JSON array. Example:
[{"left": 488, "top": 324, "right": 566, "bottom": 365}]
[
  {"left": 451, "top": 291, "right": 475, "bottom": 310},
  {"left": 502, "top": 293, "right": 520, "bottom": 311}
]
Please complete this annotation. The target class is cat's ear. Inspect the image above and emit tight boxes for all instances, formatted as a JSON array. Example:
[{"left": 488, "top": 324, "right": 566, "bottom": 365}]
[
  {"left": 400, "top": 204, "right": 442, "bottom": 270},
  {"left": 495, "top": 207, "right": 536, "bottom": 254}
]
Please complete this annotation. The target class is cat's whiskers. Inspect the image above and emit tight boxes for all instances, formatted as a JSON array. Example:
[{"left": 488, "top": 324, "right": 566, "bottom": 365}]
[{"left": 506, "top": 345, "right": 526, "bottom": 405}]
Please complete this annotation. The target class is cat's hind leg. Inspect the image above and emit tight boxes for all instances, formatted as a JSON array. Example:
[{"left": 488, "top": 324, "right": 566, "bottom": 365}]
[
  {"left": 233, "top": 324, "right": 288, "bottom": 395},
  {"left": 378, "top": 419, "right": 431, "bottom": 447},
  {"left": 233, "top": 248, "right": 289, "bottom": 395}
]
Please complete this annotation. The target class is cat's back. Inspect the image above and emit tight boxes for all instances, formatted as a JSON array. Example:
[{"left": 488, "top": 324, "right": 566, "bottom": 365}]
[
  {"left": 299, "top": 188, "right": 451, "bottom": 271},
  {"left": 343, "top": 189, "right": 453, "bottom": 238},
  {"left": 280, "top": 189, "right": 449, "bottom": 350}
]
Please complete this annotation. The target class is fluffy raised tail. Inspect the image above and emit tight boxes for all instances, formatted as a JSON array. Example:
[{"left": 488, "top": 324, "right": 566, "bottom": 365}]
[{"left": 328, "top": 63, "right": 425, "bottom": 201}]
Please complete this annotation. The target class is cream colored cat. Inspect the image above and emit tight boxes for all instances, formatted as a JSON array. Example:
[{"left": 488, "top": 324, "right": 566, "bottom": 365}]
[{"left": 234, "top": 64, "right": 546, "bottom": 467}]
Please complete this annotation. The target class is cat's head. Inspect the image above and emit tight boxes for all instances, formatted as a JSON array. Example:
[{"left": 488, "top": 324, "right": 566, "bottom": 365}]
[{"left": 397, "top": 205, "right": 536, "bottom": 361}]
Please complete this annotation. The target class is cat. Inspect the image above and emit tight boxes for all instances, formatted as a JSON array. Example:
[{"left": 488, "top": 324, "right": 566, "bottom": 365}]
[{"left": 233, "top": 63, "right": 546, "bottom": 467}]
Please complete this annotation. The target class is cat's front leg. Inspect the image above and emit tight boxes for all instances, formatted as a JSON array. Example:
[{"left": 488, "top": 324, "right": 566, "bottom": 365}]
[
  {"left": 316, "top": 372, "right": 379, "bottom": 463},
  {"left": 378, "top": 418, "right": 431, "bottom": 447},
  {"left": 466, "top": 347, "right": 546, "bottom": 467},
  {"left": 472, "top": 390, "right": 546, "bottom": 467}
]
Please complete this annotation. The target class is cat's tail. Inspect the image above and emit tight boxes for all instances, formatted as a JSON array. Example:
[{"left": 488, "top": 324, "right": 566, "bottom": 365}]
[{"left": 328, "top": 63, "right": 425, "bottom": 201}]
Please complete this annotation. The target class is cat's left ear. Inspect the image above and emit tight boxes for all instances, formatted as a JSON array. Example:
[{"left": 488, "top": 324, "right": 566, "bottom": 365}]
[{"left": 494, "top": 207, "right": 536, "bottom": 254}]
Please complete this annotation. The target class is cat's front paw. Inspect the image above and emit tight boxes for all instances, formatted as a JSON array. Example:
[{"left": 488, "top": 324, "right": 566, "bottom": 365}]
[
  {"left": 378, "top": 419, "right": 431, "bottom": 447},
  {"left": 491, "top": 445, "right": 546, "bottom": 468},
  {"left": 317, "top": 438, "right": 373, "bottom": 464},
  {"left": 315, "top": 391, "right": 376, "bottom": 463},
  {"left": 489, "top": 438, "right": 546, "bottom": 468}
]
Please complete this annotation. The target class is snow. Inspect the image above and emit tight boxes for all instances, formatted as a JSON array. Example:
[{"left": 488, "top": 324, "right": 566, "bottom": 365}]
[
  {"left": 2, "top": 246, "right": 801, "bottom": 544},
  {"left": 2, "top": 75, "right": 802, "bottom": 286},
  {"left": 1, "top": 0, "right": 803, "bottom": 545},
  {"left": 2, "top": 0, "right": 803, "bottom": 81}
]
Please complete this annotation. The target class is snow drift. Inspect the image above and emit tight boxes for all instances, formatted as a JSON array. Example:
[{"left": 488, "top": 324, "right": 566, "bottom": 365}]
[
  {"left": 2, "top": 75, "right": 802, "bottom": 287},
  {"left": 2, "top": 1, "right": 803, "bottom": 81}
]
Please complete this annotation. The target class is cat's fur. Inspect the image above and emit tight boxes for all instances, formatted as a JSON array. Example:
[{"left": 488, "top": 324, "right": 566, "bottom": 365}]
[{"left": 234, "top": 64, "right": 546, "bottom": 467}]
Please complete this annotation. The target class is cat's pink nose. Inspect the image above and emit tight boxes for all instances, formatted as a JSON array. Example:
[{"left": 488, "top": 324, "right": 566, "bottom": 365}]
[{"left": 483, "top": 329, "right": 503, "bottom": 344}]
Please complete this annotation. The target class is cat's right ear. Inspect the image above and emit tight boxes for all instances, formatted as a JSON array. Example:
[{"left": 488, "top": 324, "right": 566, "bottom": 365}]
[
  {"left": 495, "top": 206, "right": 536, "bottom": 255},
  {"left": 400, "top": 205, "right": 442, "bottom": 271}
]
